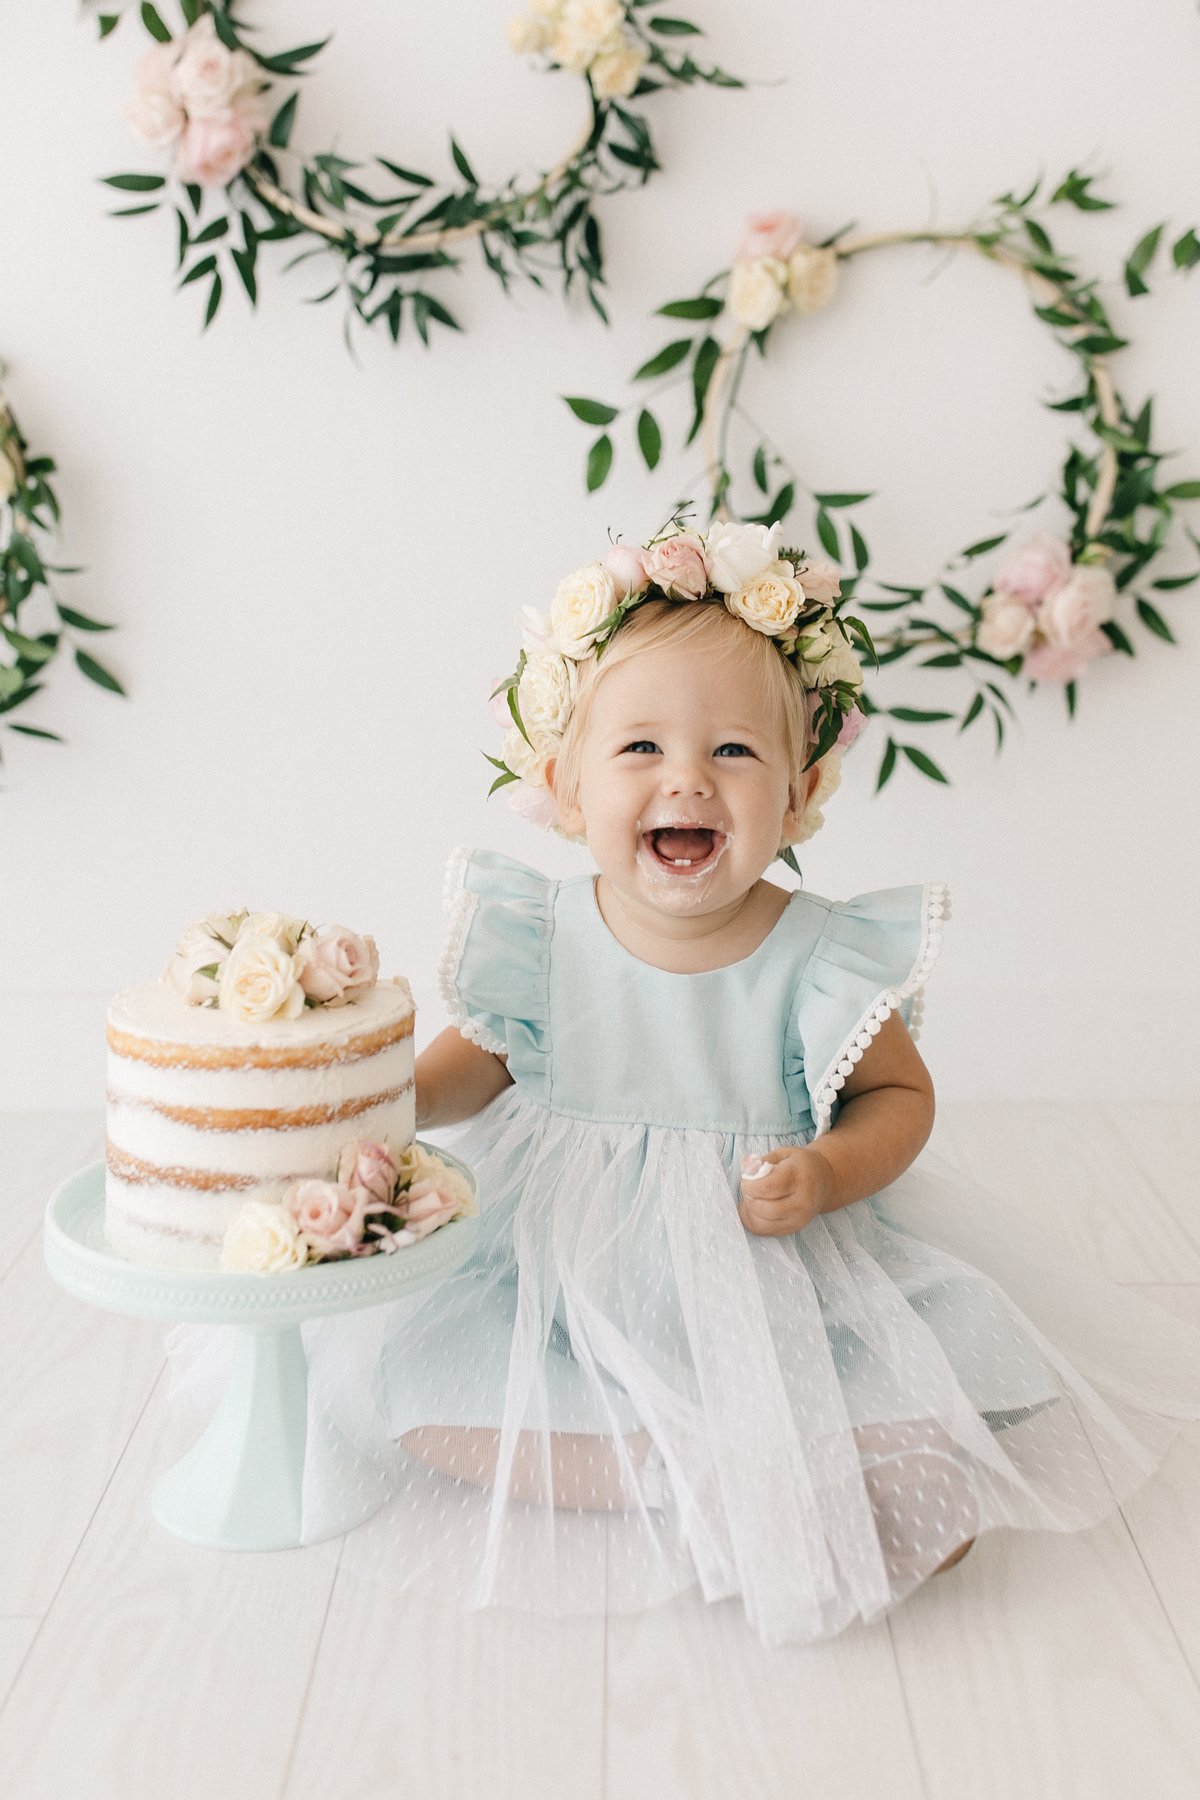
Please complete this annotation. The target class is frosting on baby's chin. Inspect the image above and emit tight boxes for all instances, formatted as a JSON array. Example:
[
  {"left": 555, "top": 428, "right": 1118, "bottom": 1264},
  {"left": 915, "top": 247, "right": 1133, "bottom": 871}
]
[{"left": 634, "top": 829, "right": 734, "bottom": 913}]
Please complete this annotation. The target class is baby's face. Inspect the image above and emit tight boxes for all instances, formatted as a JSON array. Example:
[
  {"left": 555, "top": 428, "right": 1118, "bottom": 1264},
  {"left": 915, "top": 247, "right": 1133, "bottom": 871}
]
[{"left": 556, "top": 639, "right": 805, "bottom": 919}]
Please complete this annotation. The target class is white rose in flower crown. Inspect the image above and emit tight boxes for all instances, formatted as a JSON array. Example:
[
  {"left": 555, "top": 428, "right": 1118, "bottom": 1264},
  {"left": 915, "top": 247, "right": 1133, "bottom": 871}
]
[
  {"left": 786, "top": 244, "right": 839, "bottom": 315},
  {"left": 219, "top": 933, "right": 305, "bottom": 1025},
  {"left": 0, "top": 451, "right": 17, "bottom": 503},
  {"left": 794, "top": 624, "right": 863, "bottom": 689},
  {"left": 728, "top": 258, "right": 789, "bottom": 332},
  {"left": 550, "top": 561, "right": 619, "bottom": 658},
  {"left": 518, "top": 652, "right": 578, "bottom": 734},
  {"left": 590, "top": 37, "right": 647, "bottom": 98},
  {"left": 1038, "top": 564, "right": 1116, "bottom": 649},
  {"left": 220, "top": 1201, "right": 309, "bottom": 1273},
  {"left": 704, "top": 519, "right": 783, "bottom": 594},
  {"left": 977, "top": 591, "right": 1037, "bottom": 660},
  {"left": 507, "top": 14, "right": 551, "bottom": 53},
  {"left": 502, "top": 724, "right": 557, "bottom": 786},
  {"left": 170, "top": 14, "right": 260, "bottom": 118},
  {"left": 725, "top": 560, "right": 805, "bottom": 636},
  {"left": 124, "top": 88, "right": 186, "bottom": 149}
]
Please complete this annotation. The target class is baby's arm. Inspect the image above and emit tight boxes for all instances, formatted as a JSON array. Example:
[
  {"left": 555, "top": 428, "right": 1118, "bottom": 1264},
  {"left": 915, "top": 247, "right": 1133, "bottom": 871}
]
[
  {"left": 415, "top": 1026, "right": 513, "bottom": 1129},
  {"left": 738, "top": 1014, "right": 934, "bottom": 1238}
]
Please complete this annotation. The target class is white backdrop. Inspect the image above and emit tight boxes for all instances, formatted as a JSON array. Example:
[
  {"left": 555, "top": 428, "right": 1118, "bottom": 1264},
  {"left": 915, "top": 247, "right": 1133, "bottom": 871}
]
[{"left": 2, "top": 0, "right": 1198, "bottom": 1107}]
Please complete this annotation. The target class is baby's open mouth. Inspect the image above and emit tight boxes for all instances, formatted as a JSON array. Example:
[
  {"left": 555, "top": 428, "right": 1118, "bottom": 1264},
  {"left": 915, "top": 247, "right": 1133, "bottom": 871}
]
[{"left": 642, "top": 826, "right": 726, "bottom": 873}]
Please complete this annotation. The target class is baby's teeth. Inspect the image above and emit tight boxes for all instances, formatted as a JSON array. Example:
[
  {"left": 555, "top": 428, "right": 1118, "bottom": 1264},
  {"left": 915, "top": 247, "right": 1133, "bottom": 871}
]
[{"left": 673, "top": 857, "right": 693, "bottom": 866}]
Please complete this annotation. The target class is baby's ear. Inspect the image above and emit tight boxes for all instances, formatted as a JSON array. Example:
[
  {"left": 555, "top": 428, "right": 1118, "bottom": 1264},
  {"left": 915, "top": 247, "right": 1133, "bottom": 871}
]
[
  {"left": 782, "top": 759, "right": 822, "bottom": 838},
  {"left": 545, "top": 757, "right": 585, "bottom": 839}
]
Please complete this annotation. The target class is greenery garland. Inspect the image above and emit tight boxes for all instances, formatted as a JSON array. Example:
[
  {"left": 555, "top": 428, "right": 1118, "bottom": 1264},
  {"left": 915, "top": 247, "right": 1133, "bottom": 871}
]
[
  {"left": 91, "top": 0, "right": 739, "bottom": 346},
  {"left": 568, "top": 172, "right": 1200, "bottom": 789},
  {"left": 0, "top": 370, "right": 123, "bottom": 764}
]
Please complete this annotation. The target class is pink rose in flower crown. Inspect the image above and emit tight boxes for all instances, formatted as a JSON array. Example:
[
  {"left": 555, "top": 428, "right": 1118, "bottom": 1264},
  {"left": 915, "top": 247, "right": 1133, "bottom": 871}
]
[
  {"left": 795, "top": 558, "right": 842, "bottom": 607},
  {"left": 738, "top": 211, "right": 806, "bottom": 262},
  {"left": 602, "top": 541, "right": 651, "bottom": 600},
  {"left": 124, "top": 41, "right": 186, "bottom": 148},
  {"left": 284, "top": 1179, "right": 367, "bottom": 1259},
  {"left": 991, "top": 533, "right": 1072, "bottom": 606},
  {"left": 508, "top": 777, "right": 561, "bottom": 831},
  {"left": 336, "top": 1138, "right": 397, "bottom": 1209},
  {"left": 294, "top": 925, "right": 380, "bottom": 1006},
  {"left": 643, "top": 531, "right": 710, "bottom": 601},
  {"left": 836, "top": 706, "right": 868, "bottom": 751},
  {"left": 1023, "top": 629, "right": 1112, "bottom": 685},
  {"left": 176, "top": 99, "right": 266, "bottom": 188}
]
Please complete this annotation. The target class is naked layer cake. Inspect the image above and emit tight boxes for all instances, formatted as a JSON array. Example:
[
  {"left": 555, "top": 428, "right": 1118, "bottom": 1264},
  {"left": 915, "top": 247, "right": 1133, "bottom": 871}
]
[{"left": 104, "top": 910, "right": 416, "bottom": 1270}]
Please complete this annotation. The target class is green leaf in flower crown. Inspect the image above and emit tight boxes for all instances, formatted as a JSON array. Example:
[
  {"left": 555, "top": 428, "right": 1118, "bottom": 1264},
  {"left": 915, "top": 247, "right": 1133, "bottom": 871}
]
[
  {"left": 649, "top": 16, "right": 703, "bottom": 32},
  {"left": 587, "top": 434, "right": 614, "bottom": 491},
  {"left": 637, "top": 408, "right": 662, "bottom": 469},
  {"left": 777, "top": 845, "right": 801, "bottom": 875},
  {"left": 564, "top": 396, "right": 618, "bottom": 425},
  {"left": 75, "top": 649, "right": 126, "bottom": 696},
  {"left": 634, "top": 340, "right": 692, "bottom": 380}
]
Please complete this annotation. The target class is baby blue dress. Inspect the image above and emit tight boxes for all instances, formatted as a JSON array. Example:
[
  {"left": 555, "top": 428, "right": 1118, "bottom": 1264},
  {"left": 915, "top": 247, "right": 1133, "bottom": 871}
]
[{"left": 206, "top": 849, "right": 1200, "bottom": 1646}]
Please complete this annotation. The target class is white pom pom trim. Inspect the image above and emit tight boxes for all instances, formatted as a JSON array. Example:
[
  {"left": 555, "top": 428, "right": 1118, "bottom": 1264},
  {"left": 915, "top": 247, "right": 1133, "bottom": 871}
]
[{"left": 810, "top": 879, "right": 949, "bottom": 1137}]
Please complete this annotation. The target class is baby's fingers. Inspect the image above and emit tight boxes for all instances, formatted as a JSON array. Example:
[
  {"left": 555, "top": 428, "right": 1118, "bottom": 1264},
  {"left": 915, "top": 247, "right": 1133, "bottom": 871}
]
[{"left": 739, "top": 1151, "right": 796, "bottom": 1203}]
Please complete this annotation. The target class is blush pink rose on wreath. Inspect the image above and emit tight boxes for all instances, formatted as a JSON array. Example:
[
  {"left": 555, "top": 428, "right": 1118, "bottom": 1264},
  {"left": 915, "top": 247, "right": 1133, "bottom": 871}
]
[
  {"left": 977, "top": 592, "right": 1037, "bottom": 660},
  {"left": 795, "top": 558, "right": 842, "bottom": 607},
  {"left": 738, "top": 211, "right": 806, "bottom": 262},
  {"left": 1023, "top": 628, "right": 1112, "bottom": 685},
  {"left": 170, "top": 14, "right": 260, "bottom": 118},
  {"left": 284, "top": 1179, "right": 368, "bottom": 1259},
  {"left": 991, "top": 532, "right": 1073, "bottom": 606},
  {"left": 175, "top": 100, "right": 266, "bottom": 188},
  {"left": 643, "top": 530, "right": 710, "bottom": 600},
  {"left": 1038, "top": 563, "right": 1117, "bottom": 648},
  {"left": 294, "top": 925, "right": 380, "bottom": 1006},
  {"left": 336, "top": 1139, "right": 398, "bottom": 1209}
]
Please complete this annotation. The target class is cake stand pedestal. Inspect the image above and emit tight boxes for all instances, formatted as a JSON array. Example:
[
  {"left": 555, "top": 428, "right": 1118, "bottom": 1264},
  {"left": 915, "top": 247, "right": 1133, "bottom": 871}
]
[{"left": 43, "top": 1154, "right": 479, "bottom": 1553}]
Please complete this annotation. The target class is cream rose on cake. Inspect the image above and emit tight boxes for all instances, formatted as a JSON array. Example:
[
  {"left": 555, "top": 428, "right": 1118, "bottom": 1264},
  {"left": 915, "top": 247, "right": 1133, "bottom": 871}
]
[
  {"left": 220, "top": 1201, "right": 309, "bottom": 1273},
  {"left": 218, "top": 933, "right": 306, "bottom": 1024}
]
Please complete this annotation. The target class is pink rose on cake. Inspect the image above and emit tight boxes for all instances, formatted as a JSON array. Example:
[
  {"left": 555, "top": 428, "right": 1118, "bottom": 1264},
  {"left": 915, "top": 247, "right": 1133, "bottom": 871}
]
[
  {"left": 396, "top": 1164, "right": 477, "bottom": 1241},
  {"left": 284, "top": 1179, "right": 369, "bottom": 1260},
  {"left": 337, "top": 1138, "right": 398, "bottom": 1208},
  {"left": 295, "top": 925, "right": 381, "bottom": 1007}
]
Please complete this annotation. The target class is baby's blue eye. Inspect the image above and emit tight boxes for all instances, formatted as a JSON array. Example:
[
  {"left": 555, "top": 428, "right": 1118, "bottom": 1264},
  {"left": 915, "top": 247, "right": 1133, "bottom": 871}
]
[
  {"left": 623, "top": 740, "right": 659, "bottom": 754},
  {"left": 714, "top": 743, "right": 752, "bottom": 757}
]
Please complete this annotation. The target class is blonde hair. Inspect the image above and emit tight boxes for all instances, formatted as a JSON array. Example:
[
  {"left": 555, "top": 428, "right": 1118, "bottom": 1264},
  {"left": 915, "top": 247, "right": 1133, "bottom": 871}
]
[{"left": 551, "top": 599, "right": 815, "bottom": 815}]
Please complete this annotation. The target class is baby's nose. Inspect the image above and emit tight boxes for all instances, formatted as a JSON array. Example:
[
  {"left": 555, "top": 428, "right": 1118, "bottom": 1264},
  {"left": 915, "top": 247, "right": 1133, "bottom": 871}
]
[{"left": 661, "top": 758, "right": 713, "bottom": 797}]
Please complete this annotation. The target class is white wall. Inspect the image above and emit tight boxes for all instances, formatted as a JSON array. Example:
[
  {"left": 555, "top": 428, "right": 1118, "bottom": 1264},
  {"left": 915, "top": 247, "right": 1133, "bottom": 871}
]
[{"left": 2, "top": 0, "right": 1198, "bottom": 1107}]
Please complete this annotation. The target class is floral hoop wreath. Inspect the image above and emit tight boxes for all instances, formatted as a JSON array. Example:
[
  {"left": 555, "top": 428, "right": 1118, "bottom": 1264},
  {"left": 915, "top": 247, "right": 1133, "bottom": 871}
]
[
  {"left": 487, "top": 511, "right": 871, "bottom": 862},
  {"left": 90, "top": 0, "right": 739, "bottom": 345},
  {"left": 0, "top": 366, "right": 122, "bottom": 763},
  {"left": 568, "top": 173, "right": 1200, "bottom": 789}
]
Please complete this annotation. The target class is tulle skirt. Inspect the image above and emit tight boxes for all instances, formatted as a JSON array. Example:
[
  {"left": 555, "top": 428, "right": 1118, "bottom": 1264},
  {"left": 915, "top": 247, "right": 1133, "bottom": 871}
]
[{"left": 166, "top": 1088, "right": 1200, "bottom": 1648}]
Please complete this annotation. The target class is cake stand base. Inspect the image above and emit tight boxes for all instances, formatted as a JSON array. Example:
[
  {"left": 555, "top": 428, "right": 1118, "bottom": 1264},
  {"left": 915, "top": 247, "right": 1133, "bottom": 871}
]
[{"left": 45, "top": 1157, "right": 480, "bottom": 1552}]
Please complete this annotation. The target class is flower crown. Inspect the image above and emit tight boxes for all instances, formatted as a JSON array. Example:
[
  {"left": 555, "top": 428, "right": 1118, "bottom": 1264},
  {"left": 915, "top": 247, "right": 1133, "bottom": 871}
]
[{"left": 488, "top": 516, "right": 871, "bottom": 856}]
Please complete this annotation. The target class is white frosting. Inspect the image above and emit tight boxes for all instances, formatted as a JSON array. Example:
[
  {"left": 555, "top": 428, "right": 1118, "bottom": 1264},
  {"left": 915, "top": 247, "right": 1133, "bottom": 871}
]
[{"left": 108, "top": 975, "right": 413, "bottom": 1047}]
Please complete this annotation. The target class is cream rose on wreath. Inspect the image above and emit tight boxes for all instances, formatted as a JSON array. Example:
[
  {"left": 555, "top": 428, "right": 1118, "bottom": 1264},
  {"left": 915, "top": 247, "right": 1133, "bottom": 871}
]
[
  {"left": 725, "top": 560, "right": 805, "bottom": 635},
  {"left": 590, "top": 37, "right": 647, "bottom": 100},
  {"left": 170, "top": 14, "right": 260, "bottom": 118},
  {"left": 218, "top": 933, "right": 305, "bottom": 1024},
  {"left": 977, "top": 591, "right": 1037, "bottom": 660},
  {"left": 551, "top": 561, "right": 620, "bottom": 658},
  {"left": 786, "top": 244, "right": 839, "bottom": 315},
  {"left": 728, "top": 257, "right": 789, "bottom": 332}
]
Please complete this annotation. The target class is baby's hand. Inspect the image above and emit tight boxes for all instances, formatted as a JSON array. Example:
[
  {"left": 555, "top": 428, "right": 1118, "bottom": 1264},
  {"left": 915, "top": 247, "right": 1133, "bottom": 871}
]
[{"left": 738, "top": 1146, "right": 835, "bottom": 1238}]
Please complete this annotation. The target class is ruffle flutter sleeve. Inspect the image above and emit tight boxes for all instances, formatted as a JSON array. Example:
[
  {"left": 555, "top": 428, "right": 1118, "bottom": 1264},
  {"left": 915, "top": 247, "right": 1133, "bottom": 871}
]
[
  {"left": 437, "top": 848, "right": 553, "bottom": 1100},
  {"left": 794, "top": 882, "right": 949, "bottom": 1136}
]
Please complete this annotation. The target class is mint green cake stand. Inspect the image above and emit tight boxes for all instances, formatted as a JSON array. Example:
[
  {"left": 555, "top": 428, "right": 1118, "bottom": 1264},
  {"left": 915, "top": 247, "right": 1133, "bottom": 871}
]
[{"left": 43, "top": 1152, "right": 479, "bottom": 1553}]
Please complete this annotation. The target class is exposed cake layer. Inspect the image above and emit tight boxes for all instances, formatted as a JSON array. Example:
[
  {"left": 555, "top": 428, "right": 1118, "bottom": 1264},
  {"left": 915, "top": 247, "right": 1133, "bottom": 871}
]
[{"left": 105, "top": 976, "right": 416, "bottom": 1270}]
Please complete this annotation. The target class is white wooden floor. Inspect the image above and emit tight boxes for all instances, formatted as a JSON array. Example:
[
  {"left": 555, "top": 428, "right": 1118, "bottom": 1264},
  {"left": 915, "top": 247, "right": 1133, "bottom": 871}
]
[{"left": 2, "top": 1104, "right": 1199, "bottom": 1800}]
